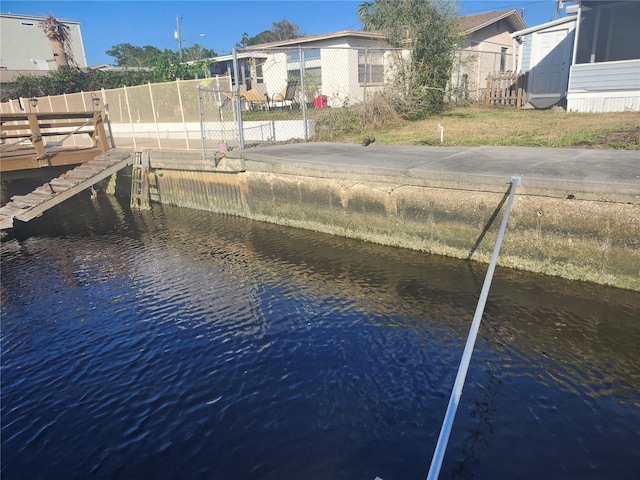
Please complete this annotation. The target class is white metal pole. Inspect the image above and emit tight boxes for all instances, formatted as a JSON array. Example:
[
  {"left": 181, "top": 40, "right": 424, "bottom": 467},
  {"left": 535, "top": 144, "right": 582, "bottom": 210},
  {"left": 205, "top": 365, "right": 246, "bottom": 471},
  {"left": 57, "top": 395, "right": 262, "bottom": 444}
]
[
  {"left": 232, "top": 48, "right": 245, "bottom": 150},
  {"left": 426, "top": 175, "right": 522, "bottom": 480},
  {"left": 197, "top": 85, "right": 207, "bottom": 158}
]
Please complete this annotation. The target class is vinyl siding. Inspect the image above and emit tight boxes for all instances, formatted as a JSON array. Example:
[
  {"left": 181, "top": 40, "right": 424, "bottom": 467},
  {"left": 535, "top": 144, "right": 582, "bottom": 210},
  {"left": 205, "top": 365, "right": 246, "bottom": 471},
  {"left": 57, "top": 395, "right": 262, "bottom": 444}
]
[
  {"left": 520, "top": 33, "right": 532, "bottom": 72},
  {"left": 569, "top": 60, "right": 640, "bottom": 91}
]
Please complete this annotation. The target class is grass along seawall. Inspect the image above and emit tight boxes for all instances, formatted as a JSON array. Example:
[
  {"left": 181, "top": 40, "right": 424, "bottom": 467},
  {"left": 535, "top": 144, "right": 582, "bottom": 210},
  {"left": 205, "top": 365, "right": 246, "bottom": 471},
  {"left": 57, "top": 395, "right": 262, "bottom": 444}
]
[{"left": 123, "top": 146, "right": 639, "bottom": 291}]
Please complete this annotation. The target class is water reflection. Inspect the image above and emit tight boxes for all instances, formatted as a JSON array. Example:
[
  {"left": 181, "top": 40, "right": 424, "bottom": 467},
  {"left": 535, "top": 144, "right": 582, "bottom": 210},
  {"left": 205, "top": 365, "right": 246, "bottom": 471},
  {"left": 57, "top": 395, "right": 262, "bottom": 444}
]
[{"left": 1, "top": 191, "right": 639, "bottom": 480}]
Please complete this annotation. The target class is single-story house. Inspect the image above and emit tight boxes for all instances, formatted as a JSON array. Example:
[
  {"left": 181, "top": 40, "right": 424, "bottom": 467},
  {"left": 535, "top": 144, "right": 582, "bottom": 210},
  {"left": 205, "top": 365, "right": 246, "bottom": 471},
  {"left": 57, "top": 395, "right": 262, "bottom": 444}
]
[
  {"left": 204, "top": 30, "right": 392, "bottom": 107},
  {"left": 454, "top": 9, "right": 526, "bottom": 100},
  {"left": 512, "top": 0, "right": 640, "bottom": 112},
  {"left": 204, "top": 10, "right": 526, "bottom": 107}
]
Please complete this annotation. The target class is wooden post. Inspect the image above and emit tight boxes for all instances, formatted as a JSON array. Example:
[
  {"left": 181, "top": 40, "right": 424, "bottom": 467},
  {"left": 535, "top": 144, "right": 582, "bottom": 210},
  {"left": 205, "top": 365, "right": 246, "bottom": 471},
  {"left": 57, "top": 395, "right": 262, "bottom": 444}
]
[
  {"left": 485, "top": 74, "right": 492, "bottom": 105},
  {"left": 92, "top": 113, "right": 110, "bottom": 153},
  {"left": 27, "top": 113, "right": 45, "bottom": 158},
  {"left": 516, "top": 73, "right": 524, "bottom": 108}
]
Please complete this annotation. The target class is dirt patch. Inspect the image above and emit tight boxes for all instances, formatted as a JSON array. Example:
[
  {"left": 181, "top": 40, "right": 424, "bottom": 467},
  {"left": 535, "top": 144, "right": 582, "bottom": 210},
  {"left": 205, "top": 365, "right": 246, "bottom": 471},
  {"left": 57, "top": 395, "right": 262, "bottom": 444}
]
[{"left": 572, "top": 126, "right": 640, "bottom": 149}]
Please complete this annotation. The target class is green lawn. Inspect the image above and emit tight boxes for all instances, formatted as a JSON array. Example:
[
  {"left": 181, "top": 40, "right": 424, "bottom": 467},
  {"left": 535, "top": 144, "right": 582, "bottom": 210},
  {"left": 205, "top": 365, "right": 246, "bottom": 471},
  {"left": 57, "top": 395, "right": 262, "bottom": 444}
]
[{"left": 243, "top": 104, "right": 640, "bottom": 149}]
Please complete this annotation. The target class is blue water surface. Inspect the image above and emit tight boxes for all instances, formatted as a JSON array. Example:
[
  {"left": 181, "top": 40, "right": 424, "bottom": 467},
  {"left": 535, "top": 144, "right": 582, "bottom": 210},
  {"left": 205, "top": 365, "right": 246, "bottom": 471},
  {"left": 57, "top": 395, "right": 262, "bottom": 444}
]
[{"left": 1, "top": 193, "right": 639, "bottom": 480}]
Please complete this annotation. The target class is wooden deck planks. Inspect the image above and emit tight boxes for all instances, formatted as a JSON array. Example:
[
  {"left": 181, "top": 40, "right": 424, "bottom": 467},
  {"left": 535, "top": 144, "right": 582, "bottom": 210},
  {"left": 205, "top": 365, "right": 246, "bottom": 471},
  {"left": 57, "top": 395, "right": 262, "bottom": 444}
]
[{"left": 0, "top": 149, "right": 133, "bottom": 230}]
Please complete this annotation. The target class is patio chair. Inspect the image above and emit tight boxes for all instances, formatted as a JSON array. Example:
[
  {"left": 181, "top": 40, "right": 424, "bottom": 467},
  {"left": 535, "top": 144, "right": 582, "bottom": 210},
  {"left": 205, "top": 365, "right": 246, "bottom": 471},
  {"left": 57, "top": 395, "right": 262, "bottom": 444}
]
[
  {"left": 270, "top": 80, "right": 298, "bottom": 109},
  {"left": 241, "top": 88, "right": 268, "bottom": 110}
]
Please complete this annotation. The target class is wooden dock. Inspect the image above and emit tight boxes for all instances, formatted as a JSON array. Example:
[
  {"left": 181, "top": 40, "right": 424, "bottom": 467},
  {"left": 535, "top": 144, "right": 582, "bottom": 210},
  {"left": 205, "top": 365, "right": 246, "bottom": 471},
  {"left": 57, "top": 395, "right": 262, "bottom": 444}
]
[
  {"left": 1, "top": 111, "right": 110, "bottom": 172},
  {"left": 0, "top": 149, "right": 133, "bottom": 230}
]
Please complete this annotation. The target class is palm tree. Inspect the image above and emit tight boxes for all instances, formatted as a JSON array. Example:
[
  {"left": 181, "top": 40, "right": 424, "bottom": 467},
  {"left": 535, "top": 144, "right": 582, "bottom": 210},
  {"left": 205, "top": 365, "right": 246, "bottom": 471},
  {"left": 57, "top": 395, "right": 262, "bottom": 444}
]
[{"left": 40, "top": 13, "right": 76, "bottom": 68}]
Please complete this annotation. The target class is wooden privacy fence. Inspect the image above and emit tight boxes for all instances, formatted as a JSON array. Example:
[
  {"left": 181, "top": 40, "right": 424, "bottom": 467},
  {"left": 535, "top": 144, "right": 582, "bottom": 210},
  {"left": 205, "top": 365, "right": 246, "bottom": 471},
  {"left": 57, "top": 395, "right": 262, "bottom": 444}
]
[{"left": 485, "top": 71, "right": 527, "bottom": 108}]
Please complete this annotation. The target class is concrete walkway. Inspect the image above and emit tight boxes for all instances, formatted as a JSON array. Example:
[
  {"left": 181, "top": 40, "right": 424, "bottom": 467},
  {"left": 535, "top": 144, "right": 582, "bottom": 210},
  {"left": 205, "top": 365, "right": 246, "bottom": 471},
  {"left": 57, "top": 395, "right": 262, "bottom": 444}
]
[{"left": 231, "top": 143, "right": 640, "bottom": 196}]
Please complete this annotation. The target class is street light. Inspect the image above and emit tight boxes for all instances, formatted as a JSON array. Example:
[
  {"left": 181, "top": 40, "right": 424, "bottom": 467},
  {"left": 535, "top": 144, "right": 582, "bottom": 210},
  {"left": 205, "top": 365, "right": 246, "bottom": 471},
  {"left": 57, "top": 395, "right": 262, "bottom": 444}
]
[
  {"left": 174, "top": 15, "right": 205, "bottom": 58},
  {"left": 29, "top": 97, "right": 38, "bottom": 110}
]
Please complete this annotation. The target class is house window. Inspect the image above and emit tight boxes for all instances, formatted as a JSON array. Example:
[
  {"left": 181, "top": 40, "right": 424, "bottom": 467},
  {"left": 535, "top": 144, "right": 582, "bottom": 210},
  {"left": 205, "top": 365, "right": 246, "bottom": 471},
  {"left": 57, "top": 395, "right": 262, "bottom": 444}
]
[
  {"left": 286, "top": 48, "right": 322, "bottom": 88},
  {"left": 358, "top": 49, "right": 384, "bottom": 84},
  {"left": 500, "top": 47, "right": 508, "bottom": 71},
  {"left": 287, "top": 67, "right": 322, "bottom": 87},
  {"left": 286, "top": 48, "right": 321, "bottom": 63},
  {"left": 461, "top": 74, "right": 469, "bottom": 95},
  {"left": 255, "top": 58, "right": 265, "bottom": 84}
]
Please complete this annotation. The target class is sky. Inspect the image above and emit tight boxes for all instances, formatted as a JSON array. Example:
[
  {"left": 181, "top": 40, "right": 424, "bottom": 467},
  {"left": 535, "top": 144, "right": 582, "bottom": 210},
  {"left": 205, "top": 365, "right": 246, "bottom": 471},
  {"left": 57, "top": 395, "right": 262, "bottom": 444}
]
[{"left": 1, "top": 0, "right": 568, "bottom": 66}]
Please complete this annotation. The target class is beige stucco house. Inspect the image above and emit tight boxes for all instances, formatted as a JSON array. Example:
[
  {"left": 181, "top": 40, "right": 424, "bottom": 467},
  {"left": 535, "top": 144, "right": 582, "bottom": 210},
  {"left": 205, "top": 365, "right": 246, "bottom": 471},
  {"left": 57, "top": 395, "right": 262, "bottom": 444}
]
[{"left": 452, "top": 9, "right": 526, "bottom": 100}]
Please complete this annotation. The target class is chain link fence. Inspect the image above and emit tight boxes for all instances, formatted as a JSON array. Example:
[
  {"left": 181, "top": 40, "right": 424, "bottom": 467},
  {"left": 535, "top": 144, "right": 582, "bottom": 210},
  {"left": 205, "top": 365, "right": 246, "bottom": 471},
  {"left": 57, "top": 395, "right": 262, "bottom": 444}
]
[
  {"left": 233, "top": 46, "right": 407, "bottom": 148},
  {"left": 196, "top": 77, "right": 238, "bottom": 158},
  {"left": 0, "top": 46, "right": 514, "bottom": 154},
  {"left": 449, "top": 47, "right": 516, "bottom": 104}
]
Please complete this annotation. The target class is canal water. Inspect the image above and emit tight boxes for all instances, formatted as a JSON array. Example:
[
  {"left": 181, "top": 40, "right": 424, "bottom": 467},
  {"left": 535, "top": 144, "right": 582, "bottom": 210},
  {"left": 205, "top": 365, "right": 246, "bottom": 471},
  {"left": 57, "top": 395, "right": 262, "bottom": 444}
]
[{"left": 1, "top": 188, "right": 639, "bottom": 480}]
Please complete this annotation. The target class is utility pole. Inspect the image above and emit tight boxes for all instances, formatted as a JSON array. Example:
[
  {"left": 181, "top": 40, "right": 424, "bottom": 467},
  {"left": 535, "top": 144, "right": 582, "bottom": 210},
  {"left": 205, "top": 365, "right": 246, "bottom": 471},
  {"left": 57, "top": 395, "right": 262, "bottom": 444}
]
[
  {"left": 554, "top": 0, "right": 563, "bottom": 19},
  {"left": 175, "top": 15, "right": 183, "bottom": 58},
  {"left": 174, "top": 16, "right": 204, "bottom": 60}
]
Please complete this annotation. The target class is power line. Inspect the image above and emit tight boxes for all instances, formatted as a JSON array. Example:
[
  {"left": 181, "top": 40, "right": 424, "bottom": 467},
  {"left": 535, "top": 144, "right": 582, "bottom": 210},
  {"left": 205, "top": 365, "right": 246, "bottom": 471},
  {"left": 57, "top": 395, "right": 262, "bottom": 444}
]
[{"left": 460, "top": 0, "right": 550, "bottom": 15}]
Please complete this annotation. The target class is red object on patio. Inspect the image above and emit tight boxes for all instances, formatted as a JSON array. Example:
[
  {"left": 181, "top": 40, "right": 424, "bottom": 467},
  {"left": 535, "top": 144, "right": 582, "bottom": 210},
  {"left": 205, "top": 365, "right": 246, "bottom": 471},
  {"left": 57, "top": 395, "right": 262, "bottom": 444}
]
[{"left": 313, "top": 95, "right": 328, "bottom": 109}]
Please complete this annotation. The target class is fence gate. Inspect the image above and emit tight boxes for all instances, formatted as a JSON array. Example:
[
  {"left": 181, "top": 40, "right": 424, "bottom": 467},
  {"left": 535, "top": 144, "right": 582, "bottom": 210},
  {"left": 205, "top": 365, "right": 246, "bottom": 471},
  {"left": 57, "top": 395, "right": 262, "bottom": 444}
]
[
  {"left": 197, "top": 82, "right": 241, "bottom": 159},
  {"left": 485, "top": 71, "right": 527, "bottom": 108}
]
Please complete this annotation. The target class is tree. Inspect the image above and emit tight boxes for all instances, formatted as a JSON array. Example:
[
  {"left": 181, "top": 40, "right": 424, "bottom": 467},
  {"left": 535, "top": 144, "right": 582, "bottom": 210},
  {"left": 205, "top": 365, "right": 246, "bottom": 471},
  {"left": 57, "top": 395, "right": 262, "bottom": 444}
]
[
  {"left": 182, "top": 44, "right": 217, "bottom": 62},
  {"left": 105, "top": 42, "right": 215, "bottom": 76},
  {"left": 40, "top": 13, "right": 76, "bottom": 68},
  {"left": 106, "top": 43, "right": 162, "bottom": 67},
  {"left": 357, "top": 0, "right": 463, "bottom": 117},
  {"left": 237, "top": 18, "right": 304, "bottom": 47},
  {"left": 0, "top": 68, "right": 155, "bottom": 102},
  {"left": 146, "top": 50, "right": 200, "bottom": 81},
  {"left": 272, "top": 19, "right": 304, "bottom": 41}
]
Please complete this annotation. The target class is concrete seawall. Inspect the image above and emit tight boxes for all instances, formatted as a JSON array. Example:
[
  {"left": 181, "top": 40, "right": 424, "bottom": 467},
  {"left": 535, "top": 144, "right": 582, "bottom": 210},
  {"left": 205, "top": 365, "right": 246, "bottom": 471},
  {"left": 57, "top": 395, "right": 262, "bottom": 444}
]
[{"left": 139, "top": 145, "right": 639, "bottom": 291}]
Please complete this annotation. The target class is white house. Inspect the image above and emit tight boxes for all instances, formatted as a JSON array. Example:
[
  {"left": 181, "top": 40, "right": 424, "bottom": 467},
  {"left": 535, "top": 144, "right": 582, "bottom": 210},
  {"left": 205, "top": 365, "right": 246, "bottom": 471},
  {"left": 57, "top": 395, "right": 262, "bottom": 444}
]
[
  {"left": 207, "top": 30, "right": 393, "bottom": 108},
  {"left": 203, "top": 11, "right": 526, "bottom": 108}
]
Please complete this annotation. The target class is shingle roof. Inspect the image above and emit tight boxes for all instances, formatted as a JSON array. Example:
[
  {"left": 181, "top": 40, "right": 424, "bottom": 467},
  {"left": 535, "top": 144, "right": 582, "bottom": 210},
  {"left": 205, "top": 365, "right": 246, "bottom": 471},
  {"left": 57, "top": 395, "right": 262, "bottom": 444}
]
[
  {"left": 458, "top": 9, "right": 526, "bottom": 33},
  {"left": 244, "top": 30, "right": 389, "bottom": 50},
  {"left": 242, "top": 10, "right": 526, "bottom": 50}
]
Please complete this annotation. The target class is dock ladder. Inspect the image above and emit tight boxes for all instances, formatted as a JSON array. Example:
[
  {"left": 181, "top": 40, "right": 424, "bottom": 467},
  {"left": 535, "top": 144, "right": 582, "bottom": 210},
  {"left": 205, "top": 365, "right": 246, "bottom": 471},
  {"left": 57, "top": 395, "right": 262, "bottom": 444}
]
[{"left": 130, "top": 150, "right": 150, "bottom": 210}]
